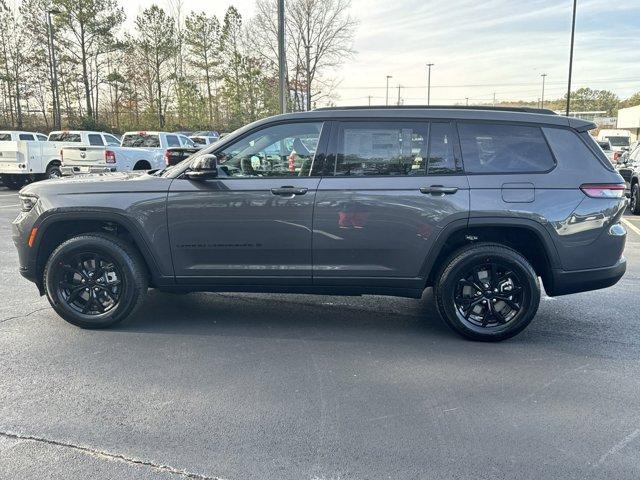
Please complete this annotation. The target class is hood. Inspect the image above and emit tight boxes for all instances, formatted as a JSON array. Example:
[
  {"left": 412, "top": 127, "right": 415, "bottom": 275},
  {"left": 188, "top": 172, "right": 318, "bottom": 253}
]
[{"left": 20, "top": 171, "right": 172, "bottom": 197}]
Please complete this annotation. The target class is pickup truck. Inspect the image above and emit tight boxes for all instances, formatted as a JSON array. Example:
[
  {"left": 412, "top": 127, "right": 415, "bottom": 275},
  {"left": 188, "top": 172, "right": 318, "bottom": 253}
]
[
  {"left": 0, "top": 130, "right": 120, "bottom": 189},
  {"left": 0, "top": 131, "right": 48, "bottom": 142},
  {"left": 60, "top": 131, "right": 196, "bottom": 175}
]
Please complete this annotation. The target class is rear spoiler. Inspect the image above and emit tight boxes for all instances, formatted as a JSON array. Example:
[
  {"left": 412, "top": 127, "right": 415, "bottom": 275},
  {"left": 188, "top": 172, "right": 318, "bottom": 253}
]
[{"left": 568, "top": 118, "right": 597, "bottom": 133}]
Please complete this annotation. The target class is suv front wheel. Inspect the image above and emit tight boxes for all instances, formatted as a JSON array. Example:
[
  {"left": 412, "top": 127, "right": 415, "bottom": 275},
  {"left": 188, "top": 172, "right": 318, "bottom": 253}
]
[
  {"left": 43, "top": 233, "right": 148, "bottom": 328},
  {"left": 435, "top": 243, "right": 541, "bottom": 341}
]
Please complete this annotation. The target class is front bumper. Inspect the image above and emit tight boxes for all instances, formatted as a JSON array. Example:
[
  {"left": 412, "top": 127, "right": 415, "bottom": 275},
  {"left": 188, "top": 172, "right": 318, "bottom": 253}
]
[
  {"left": 61, "top": 165, "right": 116, "bottom": 176},
  {"left": 546, "top": 257, "right": 627, "bottom": 296}
]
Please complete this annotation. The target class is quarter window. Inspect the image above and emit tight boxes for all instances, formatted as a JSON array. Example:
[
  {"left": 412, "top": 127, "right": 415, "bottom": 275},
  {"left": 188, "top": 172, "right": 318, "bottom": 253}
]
[
  {"left": 334, "top": 122, "right": 428, "bottom": 176},
  {"left": 216, "top": 122, "right": 323, "bottom": 177},
  {"left": 458, "top": 123, "right": 555, "bottom": 173},
  {"left": 104, "top": 134, "right": 120, "bottom": 146}
]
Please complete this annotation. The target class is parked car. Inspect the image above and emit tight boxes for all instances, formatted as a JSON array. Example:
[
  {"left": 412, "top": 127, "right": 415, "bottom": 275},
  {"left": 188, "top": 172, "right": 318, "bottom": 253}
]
[
  {"left": 618, "top": 143, "right": 640, "bottom": 214},
  {"left": 60, "top": 131, "right": 196, "bottom": 175},
  {"left": 596, "top": 139, "right": 616, "bottom": 163},
  {"left": 164, "top": 146, "right": 201, "bottom": 167},
  {"left": 189, "top": 135, "right": 219, "bottom": 146},
  {"left": 0, "top": 131, "right": 48, "bottom": 142},
  {"left": 0, "top": 130, "right": 120, "bottom": 189},
  {"left": 13, "top": 106, "right": 627, "bottom": 341}
]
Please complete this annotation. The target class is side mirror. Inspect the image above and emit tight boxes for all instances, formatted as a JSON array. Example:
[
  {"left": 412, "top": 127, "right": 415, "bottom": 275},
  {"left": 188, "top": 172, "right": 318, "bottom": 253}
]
[{"left": 185, "top": 154, "right": 218, "bottom": 180}]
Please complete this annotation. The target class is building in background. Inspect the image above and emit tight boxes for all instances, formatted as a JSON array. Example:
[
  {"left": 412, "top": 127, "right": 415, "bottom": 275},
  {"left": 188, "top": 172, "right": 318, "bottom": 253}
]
[{"left": 617, "top": 105, "right": 640, "bottom": 142}]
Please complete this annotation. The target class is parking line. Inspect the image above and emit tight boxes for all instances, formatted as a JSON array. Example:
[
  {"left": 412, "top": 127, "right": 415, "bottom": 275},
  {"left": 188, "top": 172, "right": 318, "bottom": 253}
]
[
  {"left": 622, "top": 218, "right": 640, "bottom": 237},
  {"left": 0, "top": 204, "right": 18, "bottom": 209},
  {"left": 0, "top": 193, "right": 18, "bottom": 197}
]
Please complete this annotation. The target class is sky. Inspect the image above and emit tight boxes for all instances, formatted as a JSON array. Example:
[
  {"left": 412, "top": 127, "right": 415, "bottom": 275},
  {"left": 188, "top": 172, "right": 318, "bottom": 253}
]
[{"left": 124, "top": 0, "right": 640, "bottom": 107}]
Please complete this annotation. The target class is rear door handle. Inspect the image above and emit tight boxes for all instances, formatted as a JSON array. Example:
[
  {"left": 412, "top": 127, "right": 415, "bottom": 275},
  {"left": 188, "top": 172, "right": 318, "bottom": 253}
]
[
  {"left": 270, "top": 186, "right": 308, "bottom": 196},
  {"left": 419, "top": 185, "right": 458, "bottom": 195}
]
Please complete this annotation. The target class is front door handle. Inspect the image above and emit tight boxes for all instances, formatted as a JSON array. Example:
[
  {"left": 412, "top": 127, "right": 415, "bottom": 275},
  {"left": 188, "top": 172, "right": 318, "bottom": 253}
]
[
  {"left": 420, "top": 185, "right": 459, "bottom": 195},
  {"left": 270, "top": 186, "right": 309, "bottom": 196}
]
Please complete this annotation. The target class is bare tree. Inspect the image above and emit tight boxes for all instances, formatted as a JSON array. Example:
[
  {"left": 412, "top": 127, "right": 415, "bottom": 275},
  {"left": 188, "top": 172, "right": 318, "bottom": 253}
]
[{"left": 253, "top": 0, "right": 357, "bottom": 110}]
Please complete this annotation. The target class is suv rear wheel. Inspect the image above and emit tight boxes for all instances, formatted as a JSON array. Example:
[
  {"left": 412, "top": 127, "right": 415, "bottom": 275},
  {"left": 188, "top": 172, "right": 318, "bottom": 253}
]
[
  {"left": 435, "top": 243, "right": 541, "bottom": 341},
  {"left": 43, "top": 233, "right": 148, "bottom": 328},
  {"left": 630, "top": 183, "right": 640, "bottom": 215}
]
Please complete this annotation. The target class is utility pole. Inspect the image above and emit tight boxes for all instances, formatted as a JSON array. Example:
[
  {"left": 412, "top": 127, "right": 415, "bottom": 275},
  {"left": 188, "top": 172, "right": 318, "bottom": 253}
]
[
  {"left": 367, "top": 95, "right": 372, "bottom": 106},
  {"left": 397, "top": 85, "right": 401, "bottom": 106},
  {"left": 541, "top": 73, "right": 547, "bottom": 108},
  {"left": 305, "top": 44, "right": 311, "bottom": 111},
  {"left": 566, "top": 0, "right": 577, "bottom": 116},
  {"left": 385, "top": 75, "right": 392, "bottom": 106},
  {"left": 47, "top": 9, "right": 61, "bottom": 129},
  {"left": 277, "top": 0, "right": 287, "bottom": 114},
  {"left": 465, "top": 97, "right": 469, "bottom": 106},
  {"left": 426, "top": 63, "right": 434, "bottom": 105},
  {"left": 493, "top": 92, "right": 496, "bottom": 107}
]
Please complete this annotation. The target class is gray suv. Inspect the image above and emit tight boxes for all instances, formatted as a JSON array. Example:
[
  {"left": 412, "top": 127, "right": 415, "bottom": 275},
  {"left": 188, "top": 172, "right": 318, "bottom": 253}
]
[{"left": 12, "top": 107, "right": 628, "bottom": 341}]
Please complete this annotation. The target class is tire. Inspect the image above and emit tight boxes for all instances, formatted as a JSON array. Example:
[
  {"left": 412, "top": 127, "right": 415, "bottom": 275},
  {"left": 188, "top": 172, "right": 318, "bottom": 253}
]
[
  {"left": 3, "top": 175, "right": 27, "bottom": 190},
  {"left": 45, "top": 163, "right": 62, "bottom": 180},
  {"left": 133, "top": 161, "right": 151, "bottom": 171},
  {"left": 435, "top": 243, "right": 541, "bottom": 342},
  {"left": 630, "top": 183, "right": 640, "bottom": 215},
  {"left": 43, "top": 233, "right": 148, "bottom": 328}
]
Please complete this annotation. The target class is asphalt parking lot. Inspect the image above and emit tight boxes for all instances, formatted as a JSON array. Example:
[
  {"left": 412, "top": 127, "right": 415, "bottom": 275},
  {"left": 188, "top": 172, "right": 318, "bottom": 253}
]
[{"left": 1, "top": 187, "right": 639, "bottom": 480}]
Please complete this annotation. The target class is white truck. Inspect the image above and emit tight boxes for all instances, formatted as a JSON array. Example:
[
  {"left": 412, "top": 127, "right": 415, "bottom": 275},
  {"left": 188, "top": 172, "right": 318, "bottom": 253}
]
[
  {"left": 0, "top": 130, "right": 120, "bottom": 189},
  {"left": 60, "top": 131, "right": 197, "bottom": 176},
  {"left": 597, "top": 129, "right": 631, "bottom": 153}
]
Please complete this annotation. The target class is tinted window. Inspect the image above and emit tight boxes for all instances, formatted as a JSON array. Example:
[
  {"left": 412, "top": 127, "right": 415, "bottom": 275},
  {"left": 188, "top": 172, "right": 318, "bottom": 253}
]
[
  {"left": 191, "top": 137, "right": 207, "bottom": 145},
  {"left": 48, "top": 132, "right": 81, "bottom": 142},
  {"left": 427, "top": 123, "right": 457, "bottom": 175},
  {"left": 606, "top": 136, "right": 629, "bottom": 147},
  {"left": 458, "top": 123, "right": 555, "bottom": 173},
  {"left": 121, "top": 134, "right": 160, "bottom": 148},
  {"left": 104, "top": 134, "right": 120, "bottom": 146},
  {"left": 37, "top": 134, "right": 47, "bottom": 141},
  {"left": 166, "top": 135, "right": 181, "bottom": 147},
  {"left": 19, "top": 133, "right": 35, "bottom": 141},
  {"left": 0, "top": 133, "right": 11, "bottom": 141},
  {"left": 544, "top": 127, "right": 612, "bottom": 170},
  {"left": 335, "top": 122, "right": 428, "bottom": 176},
  {"left": 216, "top": 122, "right": 322, "bottom": 177},
  {"left": 88, "top": 134, "right": 104, "bottom": 146}
]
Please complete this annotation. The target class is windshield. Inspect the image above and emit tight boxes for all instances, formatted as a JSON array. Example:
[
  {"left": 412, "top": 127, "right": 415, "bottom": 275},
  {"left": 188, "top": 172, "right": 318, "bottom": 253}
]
[
  {"left": 121, "top": 134, "right": 160, "bottom": 148},
  {"left": 0, "top": 133, "right": 11, "bottom": 141},
  {"left": 606, "top": 136, "right": 629, "bottom": 147},
  {"left": 49, "top": 132, "right": 81, "bottom": 142}
]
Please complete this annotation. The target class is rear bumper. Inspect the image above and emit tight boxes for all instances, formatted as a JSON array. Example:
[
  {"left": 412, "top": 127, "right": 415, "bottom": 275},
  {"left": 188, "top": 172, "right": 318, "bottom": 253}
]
[
  {"left": 61, "top": 165, "right": 116, "bottom": 176},
  {"left": 546, "top": 257, "right": 627, "bottom": 296}
]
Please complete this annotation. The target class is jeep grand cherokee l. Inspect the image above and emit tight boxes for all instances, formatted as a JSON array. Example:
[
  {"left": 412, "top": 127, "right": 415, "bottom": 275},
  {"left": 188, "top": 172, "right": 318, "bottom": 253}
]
[{"left": 12, "top": 107, "right": 628, "bottom": 341}]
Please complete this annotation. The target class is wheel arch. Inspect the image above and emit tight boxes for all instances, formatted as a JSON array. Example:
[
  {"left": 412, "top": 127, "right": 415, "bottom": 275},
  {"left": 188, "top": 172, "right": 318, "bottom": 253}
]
[
  {"left": 32, "top": 211, "right": 165, "bottom": 292},
  {"left": 133, "top": 160, "right": 152, "bottom": 170},
  {"left": 423, "top": 217, "right": 561, "bottom": 291}
]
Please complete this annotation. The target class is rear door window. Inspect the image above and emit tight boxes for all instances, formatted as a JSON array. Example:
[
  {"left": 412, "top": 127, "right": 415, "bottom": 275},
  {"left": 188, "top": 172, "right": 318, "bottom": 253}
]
[
  {"left": 88, "top": 134, "right": 104, "bottom": 146},
  {"left": 333, "top": 122, "right": 428, "bottom": 176},
  {"left": 121, "top": 133, "right": 161, "bottom": 148},
  {"left": 458, "top": 123, "right": 555, "bottom": 173},
  {"left": 37, "top": 134, "right": 48, "bottom": 141},
  {"left": 19, "top": 133, "right": 35, "bottom": 141},
  {"left": 48, "top": 132, "right": 81, "bottom": 142}
]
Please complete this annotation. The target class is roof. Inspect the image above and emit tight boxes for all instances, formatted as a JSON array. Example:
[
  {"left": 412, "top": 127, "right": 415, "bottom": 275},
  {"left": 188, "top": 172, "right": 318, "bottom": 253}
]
[{"left": 258, "top": 106, "right": 595, "bottom": 131}]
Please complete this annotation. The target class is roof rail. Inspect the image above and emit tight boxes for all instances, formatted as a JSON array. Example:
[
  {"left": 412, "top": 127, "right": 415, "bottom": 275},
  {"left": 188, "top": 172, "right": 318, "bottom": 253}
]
[{"left": 313, "top": 105, "right": 558, "bottom": 115}]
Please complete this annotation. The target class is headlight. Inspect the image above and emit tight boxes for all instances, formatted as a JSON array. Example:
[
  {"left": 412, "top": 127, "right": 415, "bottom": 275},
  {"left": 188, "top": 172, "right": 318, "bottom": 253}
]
[{"left": 19, "top": 194, "right": 38, "bottom": 212}]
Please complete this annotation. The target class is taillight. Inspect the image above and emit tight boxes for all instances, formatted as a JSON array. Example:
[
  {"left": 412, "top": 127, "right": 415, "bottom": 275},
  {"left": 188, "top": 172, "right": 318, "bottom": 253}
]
[
  {"left": 105, "top": 150, "right": 116, "bottom": 164},
  {"left": 580, "top": 183, "right": 626, "bottom": 198},
  {"left": 60, "top": 149, "right": 63, "bottom": 163},
  {"left": 164, "top": 150, "right": 171, "bottom": 166},
  {"left": 613, "top": 151, "right": 621, "bottom": 162}
]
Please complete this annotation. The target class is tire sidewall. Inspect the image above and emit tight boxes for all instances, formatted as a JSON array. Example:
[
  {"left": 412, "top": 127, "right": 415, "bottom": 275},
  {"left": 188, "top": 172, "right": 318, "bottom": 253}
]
[
  {"left": 46, "top": 164, "right": 62, "bottom": 179},
  {"left": 632, "top": 184, "right": 640, "bottom": 214},
  {"left": 438, "top": 247, "right": 541, "bottom": 341},
  {"left": 44, "top": 236, "right": 140, "bottom": 328}
]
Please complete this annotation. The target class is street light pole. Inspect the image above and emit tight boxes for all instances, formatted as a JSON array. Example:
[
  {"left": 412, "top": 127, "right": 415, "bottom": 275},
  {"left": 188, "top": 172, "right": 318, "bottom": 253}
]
[
  {"left": 47, "top": 9, "right": 61, "bottom": 129},
  {"left": 566, "top": 0, "right": 577, "bottom": 116},
  {"left": 426, "top": 63, "right": 434, "bottom": 106},
  {"left": 541, "top": 73, "right": 547, "bottom": 108},
  {"left": 277, "top": 0, "right": 287, "bottom": 114},
  {"left": 305, "top": 44, "right": 311, "bottom": 111},
  {"left": 385, "top": 75, "right": 392, "bottom": 106}
]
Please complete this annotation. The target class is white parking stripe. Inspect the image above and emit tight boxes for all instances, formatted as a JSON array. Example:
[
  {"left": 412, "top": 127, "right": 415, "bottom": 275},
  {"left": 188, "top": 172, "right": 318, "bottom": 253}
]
[
  {"left": 622, "top": 218, "right": 640, "bottom": 237},
  {"left": 0, "top": 204, "right": 18, "bottom": 209},
  {"left": 0, "top": 193, "right": 18, "bottom": 197}
]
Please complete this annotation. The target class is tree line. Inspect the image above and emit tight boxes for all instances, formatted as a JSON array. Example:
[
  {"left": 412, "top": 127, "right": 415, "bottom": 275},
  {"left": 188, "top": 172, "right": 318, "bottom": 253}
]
[{"left": 0, "top": 0, "right": 356, "bottom": 133}]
